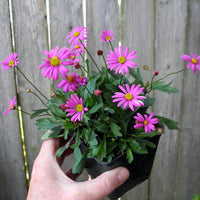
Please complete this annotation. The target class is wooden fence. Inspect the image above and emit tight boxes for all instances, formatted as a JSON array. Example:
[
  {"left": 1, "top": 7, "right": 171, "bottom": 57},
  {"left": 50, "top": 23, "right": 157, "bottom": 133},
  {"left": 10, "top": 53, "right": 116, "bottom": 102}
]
[{"left": 0, "top": 0, "right": 200, "bottom": 199}]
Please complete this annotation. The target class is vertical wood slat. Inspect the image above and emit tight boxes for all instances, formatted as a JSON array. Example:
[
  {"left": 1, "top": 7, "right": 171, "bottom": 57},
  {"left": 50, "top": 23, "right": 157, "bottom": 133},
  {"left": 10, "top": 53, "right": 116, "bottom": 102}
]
[
  {"left": 11, "top": 0, "right": 50, "bottom": 174},
  {"left": 86, "top": 0, "right": 120, "bottom": 73},
  {"left": 175, "top": 0, "right": 200, "bottom": 199},
  {"left": 121, "top": 1, "right": 155, "bottom": 199},
  {"left": 86, "top": 1, "right": 120, "bottom": 199},
  {"left": 150, "top": 0, "right": 188, "bottom": 200},
  {"left": 49, "top": 0, "right": 88, "bottom": 181},
  {"left": 0, "top": 0, "right": 27, "bottom": 200},
  {"left": 49, "top": 0, "right": 84, "bottom": 91}
]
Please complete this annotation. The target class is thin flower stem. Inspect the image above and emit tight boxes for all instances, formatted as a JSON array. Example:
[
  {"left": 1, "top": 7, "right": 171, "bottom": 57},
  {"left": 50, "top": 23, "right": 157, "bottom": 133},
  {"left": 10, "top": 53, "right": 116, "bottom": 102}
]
[
  {"left": 79, "top": 40, "right": 101, "bottom": 73},
  {"left": 146, "top": 67, "right": 186, "bottom": 93},
  {"left": 16, "top": 66, "right": 48, "bottom": 101},
  {"left": 30, "top": 91, "right": 49, "bottom": 108},
  {"left": 15, "top": 108, "right": 31, "bottom": 115},
  {"left": 109, "top": 41, "right": 114, "bottom": 51},
  {"left": 83, "top": 85, "right": 93, "bottom": 96},
  {"left": 102, "top": 54, "right": 109, "bottom": 81},
  {"left": 153, "top": 68, "right": 186, "bottom": 84}
]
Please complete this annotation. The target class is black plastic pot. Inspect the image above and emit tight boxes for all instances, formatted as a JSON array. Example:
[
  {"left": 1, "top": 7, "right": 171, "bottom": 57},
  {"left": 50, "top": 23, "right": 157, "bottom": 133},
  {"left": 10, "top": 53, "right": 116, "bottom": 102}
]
[{"left": 81, "top": 135, "right": 161, "bottom": 200}]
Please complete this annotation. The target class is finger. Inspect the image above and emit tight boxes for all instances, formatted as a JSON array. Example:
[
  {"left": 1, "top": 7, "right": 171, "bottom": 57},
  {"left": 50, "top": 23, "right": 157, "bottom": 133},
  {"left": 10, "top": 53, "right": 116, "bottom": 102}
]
[
  {"left": 78, "top": 167, "right": 130, "bottom": 200},
  {"left": 65, "top": 168, "right": 81, "bottom": 181},
  {"left": 39, "top": 138, "right": 60, "bottom": 158}
]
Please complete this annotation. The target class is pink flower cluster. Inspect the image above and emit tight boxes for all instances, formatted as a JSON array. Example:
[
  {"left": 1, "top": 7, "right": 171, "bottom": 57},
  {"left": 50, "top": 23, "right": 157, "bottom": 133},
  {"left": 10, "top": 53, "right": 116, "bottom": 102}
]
[
  {"left": 2, "top": 26, "right": 198, "bottom": 134},
  {"left": 58, "top": 72, "right": 87, "bottom": 92}
]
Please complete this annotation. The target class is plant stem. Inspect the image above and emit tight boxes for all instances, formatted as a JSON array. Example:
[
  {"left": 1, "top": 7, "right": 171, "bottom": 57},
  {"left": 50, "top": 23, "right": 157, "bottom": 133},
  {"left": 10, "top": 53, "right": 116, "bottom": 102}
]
[
  {"left": 15, "top": 107, "right": 31, "bottom": 115},
  {"left": 83, "top": 85, "right": 93, "bottom": 96},
  {"left": 147, "top": 67, "right": 186, "bottom": 93},
  {"left": 153, "top": 68, "right": 186, "bottom": 84},
  {"left": 79, "top": 40, "right": 101, "bottom": 73},
  {"left": 109, "top": 41, "right": 114, "bottom": 51},
  {"left": 102, "top": 54, "right": 109, "bottom": 81},
  {"left": 29, "top": 91, "right": 49, "bottom": 108},
  {"left": 16, "top": 66, "right": 48, "bottom": 101}
]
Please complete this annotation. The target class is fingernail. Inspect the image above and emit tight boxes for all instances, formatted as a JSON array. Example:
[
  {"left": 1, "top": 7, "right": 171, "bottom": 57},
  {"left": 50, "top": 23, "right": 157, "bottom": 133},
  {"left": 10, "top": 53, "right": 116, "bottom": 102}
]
[{"left": 116, "top": 167, "right": 130, "bottom": 184}]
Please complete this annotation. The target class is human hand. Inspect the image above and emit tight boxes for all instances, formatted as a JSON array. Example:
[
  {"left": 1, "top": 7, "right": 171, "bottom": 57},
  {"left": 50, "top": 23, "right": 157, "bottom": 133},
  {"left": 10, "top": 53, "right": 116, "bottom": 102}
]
[{"left": 27, "top": 139, "right": 130, "bottom": 200}]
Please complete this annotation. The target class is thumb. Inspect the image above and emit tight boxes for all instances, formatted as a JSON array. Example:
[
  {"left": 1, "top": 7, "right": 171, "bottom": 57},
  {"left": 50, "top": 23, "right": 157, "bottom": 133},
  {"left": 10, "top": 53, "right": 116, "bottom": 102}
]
[{"left": 79, "top": 167, "right": 130, "bottom": 200}]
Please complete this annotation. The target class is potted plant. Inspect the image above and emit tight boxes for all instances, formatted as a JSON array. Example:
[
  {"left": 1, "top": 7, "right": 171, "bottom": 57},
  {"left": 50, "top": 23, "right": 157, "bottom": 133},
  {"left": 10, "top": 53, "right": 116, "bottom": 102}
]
[{"left": 1, "top": 26, "right": 199, "bottom": 199}]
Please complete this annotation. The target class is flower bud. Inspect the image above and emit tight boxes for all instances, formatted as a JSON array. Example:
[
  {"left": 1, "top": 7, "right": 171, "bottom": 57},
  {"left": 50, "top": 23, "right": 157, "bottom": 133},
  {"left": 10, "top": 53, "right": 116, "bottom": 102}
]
[
  {"left": 60, "top": 104, "right": 66, "bottom": 110},
  {"left": 157, "top": 127, "right": 163, "bottom": 134},
  {"left": 153, "top": 70, "right": 159, "bottom": 76},
  {"left": 94, "top": 89, "right": 102, "bottom": 96},
  {"left": 143, "top": 65, "right": 149, "bottom": 70},
  {"left": 74, "top": 62, "right": 80, "bottom": 69},
  {"left": 26, "top": 88, "right": 31, "bottom": 93},
  {"left": 97, "top": 50, "right": 103, "bottom": 56},
  {"left": 51, "top": 93, "right": 56, "bottom": 97}
]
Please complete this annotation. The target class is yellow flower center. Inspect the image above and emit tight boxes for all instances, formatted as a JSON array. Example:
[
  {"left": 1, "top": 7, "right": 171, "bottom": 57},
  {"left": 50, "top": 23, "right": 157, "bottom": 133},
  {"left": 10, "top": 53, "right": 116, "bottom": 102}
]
[
  {"left": 106, "top": 36, "right": 111, "bottom": 41},
  {"left": 9, "top": 60, "right": 14, "bottom": 66},
  {"left": 74, "top": 31, "right": 80, "bottom": 37},
  {"left": 75, "top": 45, "right": 80, "bottom": 49},
  {"left": 144, "top": 120, "right": 148, "bottom": 125},
  {"left": 125, "top": 93, "right": 133, "bottom": 100},
  {"left": 71, "top": 55, "right": 75, "bottom": 60},
  {"left": 9, "top": 104, "right": 14, "bottom": 109},
  {"left": 192, "top": 58, "right": 198, "bottom": 64},
  {"left": 76, "top": 104, "right": 83, "bottom": 112},
  {"left": 118, "top": 56, "right": 126, "bottom": 64},
  {"left": 67, "top": 75, "right": 75, "bottom": 83},
  {"left": 50, "top": 56, "right": 60, "bottom": 66}
]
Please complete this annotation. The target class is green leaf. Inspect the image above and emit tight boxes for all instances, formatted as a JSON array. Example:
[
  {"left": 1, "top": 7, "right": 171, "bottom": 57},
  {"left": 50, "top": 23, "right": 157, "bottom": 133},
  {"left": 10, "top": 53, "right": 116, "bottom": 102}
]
[
  {"left": 129, "top": 139, "right": 148, "bottom": 154},
  {"left": 72, "top": 147, "right": 88, "bottom": 174},
  {"left": 110, "top": 122, "right": 122, "bottom": 137},
  {"left": 129, "top": 68, "right": 144, "bottom": 86},
  {"left": 30, "top": 109, "right": 49, "bottom": 119},
  {"left": 152, "top": 81, "right": 179, "bottom": 94},
  {"left": 48, "top": 103, "right": 66, "bottom": 118},
  {"left": 55, "top": 146, "right": 66, "bottom": 158},
  {"left": 126, "top": 148, "right": 134, "bottom": 163},
  {"left": 86, "top": 59, "right": 92, "bottom": 76},
  {"left": 104, "top": 107, "right": 115, "bottom": 114},
  {"left": 156, "top": 116, "right": 180, "bottom": 130},
  {"left": 35, "top": 118, "right": 60, "bottom": 130},
  {"left": 143, "top": 97, "right": 156, "bottom": 107},
  {"left": 89, "top": 103, "right": 103, "bottom": 114},
  {"left": 41, "top": 126, "right": 63, "bottom": 140}
]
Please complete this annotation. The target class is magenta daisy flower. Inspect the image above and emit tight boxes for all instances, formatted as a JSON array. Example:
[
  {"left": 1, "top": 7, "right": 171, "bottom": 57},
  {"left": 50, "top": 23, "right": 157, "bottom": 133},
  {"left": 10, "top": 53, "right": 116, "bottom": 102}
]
[
  {"left": 68, "top": 50, "right": 80, "bottom": 64},
  {"left": 112, "top": 84, "right": 146, "bottom": 111},
  {"left": 58, "top": 72, "right": 79, "bottom": 92},
  {"left": 134, "top": 112, "right": 159, "bottom": 133},
  {"left": 66, "top": 26, "right": 88, "bottom": 45},
  {"left": 3, "top": 96, "right": 17, "bottom": 115},
  {"left": 71, "top": 42, "right": 86, "bottom": 53},
  {"left": 77, "top": 76, "right": 87, "bottom": 86},
  {"left": 181, "top": 52, "right": 200, "bottom": 74},
  {"left": 100, "top": 30, "right": 114, "bottom": 42},
  {"left": 38, "top": 46, "right": 73, "bottom": 80},
  {"left": 106, "top": 46, "right": 137, "bottom": 75},
  {"left": 66, "top": 94, "right": 88, "bottom": 122},
  {"left": 1, "top": 53, "right": 19, "bottom": 71}
]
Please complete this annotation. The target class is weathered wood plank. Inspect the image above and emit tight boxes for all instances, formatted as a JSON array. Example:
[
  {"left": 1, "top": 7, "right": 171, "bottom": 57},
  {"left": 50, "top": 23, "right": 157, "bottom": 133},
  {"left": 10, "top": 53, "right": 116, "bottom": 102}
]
[
  {"left": 174, "top": 0, "right": 200, "bottom": 199},
  {"left": 121, "top": 0, "right": 155, "bottom": 199},
  {"left": 86, "top": 1, "right": 120, "bottom": 199},
  {"left": 0, "top": 0, "right": 27, "bottom": 199},
  {"left": 149, "top": 0, "right": 188, "bottom": 200},
  {"left": 86, "top": 0, "right": 120, "bottom": 72},
  {"left": 49, "top": 0, "right": 88, "bottom": 181},
  {"left": 11, "top": 0, "right": 50, "bottom": 174},
  {"left": 49, "top": 0, "right": 84, "bottom": 91}
]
